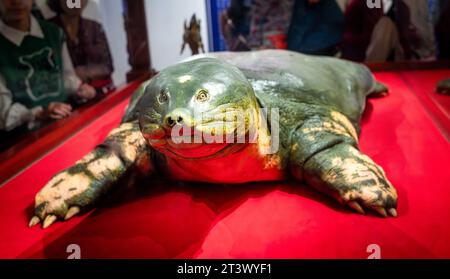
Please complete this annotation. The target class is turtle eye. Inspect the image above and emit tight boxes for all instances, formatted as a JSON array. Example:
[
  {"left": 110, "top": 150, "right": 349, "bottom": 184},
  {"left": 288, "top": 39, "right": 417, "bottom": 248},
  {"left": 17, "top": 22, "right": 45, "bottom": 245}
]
[
  {"left": 195, "top": 89, "right": 209, "bottom": 103},
  {"left": 158, "top": 89, "right": 169, "bottom": 104}
]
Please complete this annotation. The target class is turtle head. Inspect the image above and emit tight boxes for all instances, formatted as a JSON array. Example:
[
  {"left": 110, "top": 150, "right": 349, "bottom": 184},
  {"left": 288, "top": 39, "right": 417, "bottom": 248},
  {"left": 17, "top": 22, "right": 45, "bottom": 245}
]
[{"left": 136, "top": 57, "right": 260, "bottom": 159}]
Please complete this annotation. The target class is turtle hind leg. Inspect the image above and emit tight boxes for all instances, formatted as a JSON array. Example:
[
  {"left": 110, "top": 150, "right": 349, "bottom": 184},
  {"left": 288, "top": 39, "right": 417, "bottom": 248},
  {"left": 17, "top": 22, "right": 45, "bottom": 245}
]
[{"left": 368, "top": 81, "right": 389, "bottom": 98}]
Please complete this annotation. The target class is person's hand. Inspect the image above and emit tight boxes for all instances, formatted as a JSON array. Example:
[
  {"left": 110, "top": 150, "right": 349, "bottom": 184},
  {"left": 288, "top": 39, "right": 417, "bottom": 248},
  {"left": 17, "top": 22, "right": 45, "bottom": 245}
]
[
  {"left": 46, "top": 102, "right": 73, "bottom": 120},
  {"left": 77, "top": 83, "right": 96, "bottom": 100}
]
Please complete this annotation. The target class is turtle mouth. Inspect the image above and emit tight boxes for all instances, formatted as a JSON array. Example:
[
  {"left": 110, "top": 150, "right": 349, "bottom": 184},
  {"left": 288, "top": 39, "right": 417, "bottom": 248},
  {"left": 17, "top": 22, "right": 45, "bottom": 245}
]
[
  {"left": 141, "top": 121, "right": 250, "bottom": 159},
  {"left": 139, "top": 105, "right": 257, "bottom": 158},
  {"left": 143, "top": 122, "right": 246, "bottom": 145}
]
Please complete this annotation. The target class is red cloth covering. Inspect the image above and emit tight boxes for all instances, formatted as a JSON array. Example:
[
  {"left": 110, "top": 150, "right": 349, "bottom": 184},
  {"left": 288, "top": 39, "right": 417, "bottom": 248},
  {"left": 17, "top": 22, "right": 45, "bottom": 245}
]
[
  {"left": 399, "top": 70, "right": 450, "bottom": 139},
  {"left": 0, "top": 70, "right": 449, "bottom": 259}
]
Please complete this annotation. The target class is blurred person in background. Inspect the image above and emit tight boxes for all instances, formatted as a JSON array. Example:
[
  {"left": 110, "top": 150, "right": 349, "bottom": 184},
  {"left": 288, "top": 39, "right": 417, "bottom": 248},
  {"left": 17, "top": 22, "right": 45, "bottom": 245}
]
[
  {"left": 435, "top": 0, "right": 450, "bottom": 59},
  {"left": 220, "top": 0, "right": 251, "bottom": 51},
  {"left": 287, "top": 0, "right": 344, "bottom": 56},
  {"left": 342, "top": 0, "right": 440, "bottom": 62},
  {"left": 47, "top": 0, "right": 115, "bottom": 96},
  {"left": 31, "top": 0, "right": 44, "bottom": 19},
  {"left": 247, "top": 0, "right": 294, "bottom": 49},
  {"left": 396, "top": 0, "right": 436, "bottom": 61},
  {"left": 0, "top": 0, "right": 95, "bottom": 134},
  {"left": 341, "top": 0, "right": 403, "bottom": 62}
]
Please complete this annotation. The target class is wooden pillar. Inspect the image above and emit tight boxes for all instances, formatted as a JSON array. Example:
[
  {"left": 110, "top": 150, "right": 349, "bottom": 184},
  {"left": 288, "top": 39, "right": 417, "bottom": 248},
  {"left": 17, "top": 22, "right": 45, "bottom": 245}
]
[{"left": 123, "top": 0, "right": 154, "bottom": 82}]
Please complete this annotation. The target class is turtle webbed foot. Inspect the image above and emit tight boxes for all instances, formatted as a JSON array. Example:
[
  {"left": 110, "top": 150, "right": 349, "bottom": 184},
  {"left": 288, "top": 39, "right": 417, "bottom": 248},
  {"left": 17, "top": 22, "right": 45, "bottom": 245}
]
[
  {"left": 29, "top": 170, "right": 95, "bottom": 229},
  {"left": 303, "top": 143, "right": 398, "bottom": 218}
]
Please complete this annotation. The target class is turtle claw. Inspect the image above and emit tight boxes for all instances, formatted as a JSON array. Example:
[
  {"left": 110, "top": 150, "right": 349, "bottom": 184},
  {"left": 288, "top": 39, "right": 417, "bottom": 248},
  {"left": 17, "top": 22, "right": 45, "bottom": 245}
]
[
  {"left": 374, "top": 207, "right": 388, "bottom": 218},
  {"left": 348, "top": 201, "right": 365, "bottom": 215},
  {"left": 43, "top": 215, "right": 57, "bottom": 229},
  {"left": 65, "top": 206, "right": 80, "bottom": 220},
  {"left": 30, "top": 206, "right": 81, "bottom": 229},
  {"left": 388, "top": 208, "right": 398, "bottom": 217},
  {"left": 29, "top": 216, "right": 41, "bottom": 227}
]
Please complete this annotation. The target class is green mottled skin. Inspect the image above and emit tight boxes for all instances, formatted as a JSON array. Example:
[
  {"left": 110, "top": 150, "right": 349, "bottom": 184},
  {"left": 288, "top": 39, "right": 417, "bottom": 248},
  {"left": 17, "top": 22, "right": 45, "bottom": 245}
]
[{"left": 32, "top": 50, "right": 398, "bottom": 226}]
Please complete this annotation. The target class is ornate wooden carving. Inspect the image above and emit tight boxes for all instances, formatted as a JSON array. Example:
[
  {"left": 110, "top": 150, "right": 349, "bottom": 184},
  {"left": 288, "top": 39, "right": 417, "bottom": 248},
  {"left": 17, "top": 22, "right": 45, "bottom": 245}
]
[{"left": 123, "top": 0, "right": 154, "bottom": 81}]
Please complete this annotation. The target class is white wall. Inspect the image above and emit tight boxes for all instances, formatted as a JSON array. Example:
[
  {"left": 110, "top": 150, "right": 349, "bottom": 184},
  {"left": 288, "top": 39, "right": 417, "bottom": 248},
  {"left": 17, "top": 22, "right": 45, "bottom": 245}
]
[
  {"left": 35, "top": 0, "right": 129, "bottom": 86},
  {"left": 144, "top": 0, "right": 209, "bottom": 71}
]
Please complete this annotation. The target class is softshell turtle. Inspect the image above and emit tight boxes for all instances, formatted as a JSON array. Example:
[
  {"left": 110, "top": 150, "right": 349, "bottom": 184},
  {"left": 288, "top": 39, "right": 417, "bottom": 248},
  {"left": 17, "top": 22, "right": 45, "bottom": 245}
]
[{"left": 30, "top": 50, "right": 398, "bottom": 229}]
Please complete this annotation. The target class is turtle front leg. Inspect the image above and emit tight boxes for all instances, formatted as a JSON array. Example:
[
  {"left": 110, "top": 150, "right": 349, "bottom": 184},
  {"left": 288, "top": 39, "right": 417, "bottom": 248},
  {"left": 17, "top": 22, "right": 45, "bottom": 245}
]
[
  {"left": 29, "top": 121, "right": 154, "bottom": 228},
  {"left": 289, "top": 111, "right": 398, "bottom": 217}
]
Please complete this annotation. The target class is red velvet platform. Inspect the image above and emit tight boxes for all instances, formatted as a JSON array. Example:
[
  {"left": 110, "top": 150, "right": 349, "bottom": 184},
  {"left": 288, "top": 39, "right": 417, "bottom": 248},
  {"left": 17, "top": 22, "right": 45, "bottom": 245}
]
[{"left": 0, "top": 70, "right": 449, "bottom": 259}]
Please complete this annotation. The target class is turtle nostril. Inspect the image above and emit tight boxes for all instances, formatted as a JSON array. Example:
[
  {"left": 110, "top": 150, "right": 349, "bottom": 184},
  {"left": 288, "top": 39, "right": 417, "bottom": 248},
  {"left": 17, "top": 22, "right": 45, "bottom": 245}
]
[
  {"left": 165, "top": 115, "right": 184, "bottom": 127},
  {"left": 164, "top": 109, "right": 190, "bottom": 128}
]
